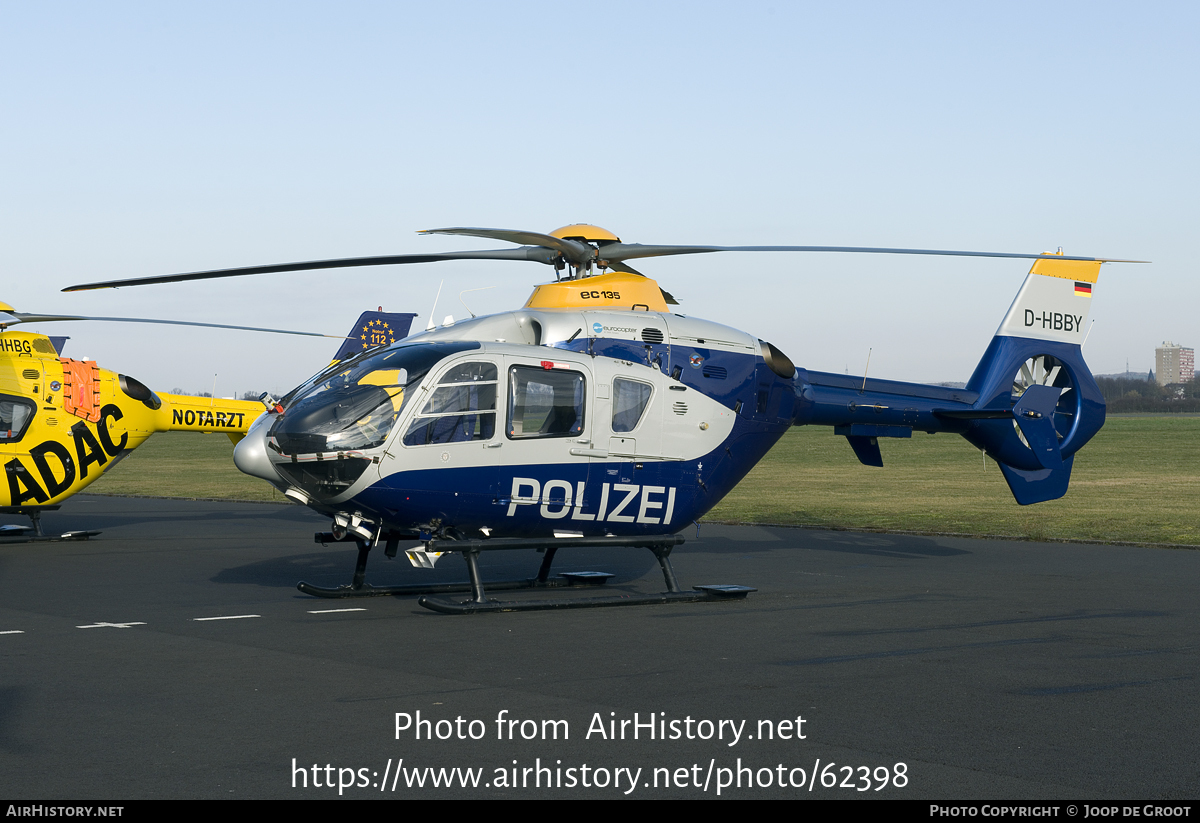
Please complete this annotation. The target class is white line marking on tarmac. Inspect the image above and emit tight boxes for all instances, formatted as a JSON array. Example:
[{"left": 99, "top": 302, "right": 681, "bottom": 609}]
[
  {"left": 77, "top": 622, "right": 146, "bottom": 629},
  {"left": 1, "top": 630, "right": 25, "bottom": 635},
  {"left": 308, "top": 608, "right": 368, "bottom": 614},
  {"left": 192, "top": 615, "right": 261, "bottom": 621}
]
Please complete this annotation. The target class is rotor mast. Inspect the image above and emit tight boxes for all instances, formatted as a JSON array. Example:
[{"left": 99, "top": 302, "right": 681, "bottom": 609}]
[{"left": 546, "top": 224, "right": 624, "bottom": 281}]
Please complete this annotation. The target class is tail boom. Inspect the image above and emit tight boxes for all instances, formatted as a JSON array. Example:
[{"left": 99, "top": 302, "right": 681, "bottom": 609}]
[{"left": 791, "top": 256, "right": 1107, "bottom": 505}]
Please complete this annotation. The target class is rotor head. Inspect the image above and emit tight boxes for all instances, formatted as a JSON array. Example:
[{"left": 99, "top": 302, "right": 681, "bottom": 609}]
[{"left": 548, "top": 224, "right": 621, "bottom": 244}]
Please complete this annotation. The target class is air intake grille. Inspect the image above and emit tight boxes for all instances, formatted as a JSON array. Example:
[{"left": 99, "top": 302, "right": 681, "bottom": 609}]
[
  {"left": 702, "top": 365, "right": 727, "bottom": 379},
  {"left": 672, "top": 401, "right": 688, "bottom": 415},
  {"left": 22, "top": 369, "right": 39, "bottom": 380},
  {"left": 641, "top": 328, "right": 664, "bottom": 344}
]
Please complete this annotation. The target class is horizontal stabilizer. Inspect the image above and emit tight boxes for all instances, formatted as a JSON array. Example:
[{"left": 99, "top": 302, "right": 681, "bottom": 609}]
[
  {"left": 835, "top": 424, "right": 913, "bottom": 439},
  {"left": 999, "top": 455, "right": 1074, "bottom": 505},
  {"left": 933, "top": 408, "right": 1014, "bottom": 420}
]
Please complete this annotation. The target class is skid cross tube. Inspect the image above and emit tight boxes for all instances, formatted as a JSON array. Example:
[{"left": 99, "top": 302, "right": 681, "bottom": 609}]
[
  {"left": 536, "top": 547, "right": 558, "bottom": 583},
  {"left": 463, "top": 548, "right": 488, "bottom": 604},
  {"left": 296, "top": 532, "right": 662, "bottom": 599},
  {"left": 296, "top": 532, "right": 755, "bottom": 611},
  {"left": 415, "top": 535, "right": 754, "bottom": 614}
]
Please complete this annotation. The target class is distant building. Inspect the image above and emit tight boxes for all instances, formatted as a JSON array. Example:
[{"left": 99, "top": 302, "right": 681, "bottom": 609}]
[{"left": 1155, "top": 341, "right": 1195, "bottom": 386}]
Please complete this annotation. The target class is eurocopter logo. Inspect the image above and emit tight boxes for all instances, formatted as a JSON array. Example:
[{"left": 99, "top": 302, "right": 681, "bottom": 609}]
[
  {"left": 592, "top": 324, "right": 637, "bottom": 336},
  {"left": 506, "top": 477, "right": 677, "bottom": 525}
]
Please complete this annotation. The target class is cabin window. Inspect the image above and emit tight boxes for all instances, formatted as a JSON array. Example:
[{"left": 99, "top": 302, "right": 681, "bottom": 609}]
[
  {"left": 612, "top": 378, "right": 652, "bottom": 433},
  {"left": 403, "top": 361, "right": 498, "bottom": 446},
  {"left": 507, "top": 365, "right": 585, "bottom": 439},
  {"left": 0, "top": 395, "right": 35, "bottom": 443}
]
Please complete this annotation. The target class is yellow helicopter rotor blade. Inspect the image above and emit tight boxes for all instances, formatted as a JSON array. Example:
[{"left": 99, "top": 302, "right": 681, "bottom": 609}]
[{"left": 0, "top": 311, "right": 348, "bottom": 338}]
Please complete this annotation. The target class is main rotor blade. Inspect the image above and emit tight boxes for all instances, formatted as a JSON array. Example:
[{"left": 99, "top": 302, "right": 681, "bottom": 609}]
[
  {"left": 420, "top": 227, "right": 592, "bottom": 264},
  {"left": 61, "top": 229, "right": 1149, "bottom": 294},
  {"left": 61, "top": 248, "right": 557, "bottom": 292},
  {"left": 597, "top": 243, "right": 1149, "bottom": 264},
  {"left": 2, "top": 312, "right": 348, "bottom": 338}
]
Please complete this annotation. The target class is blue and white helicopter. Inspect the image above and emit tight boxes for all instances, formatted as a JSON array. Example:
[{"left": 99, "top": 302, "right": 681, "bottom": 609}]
[{"left": 65, "top": 225, "right": 1142, "bottom": 612}]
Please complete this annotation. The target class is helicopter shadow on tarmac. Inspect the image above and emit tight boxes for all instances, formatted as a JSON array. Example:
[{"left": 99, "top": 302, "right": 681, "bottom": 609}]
[
  {"left": 682, "top": 523, "right": 972, "bottom": 560},
  {"left": 37, "top": 495, "right": 320, "bottom": 533}
]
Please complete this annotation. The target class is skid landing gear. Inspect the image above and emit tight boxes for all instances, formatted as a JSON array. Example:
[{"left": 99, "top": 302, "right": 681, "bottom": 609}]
[
  {"left": 297, "top": 533, "right": 755, "bottom": 613},
  {"left": 296, "top": 532, "right": 607, "bottom": 599},
  {"left": 0, "top": 507, "right": 100, "bottom": 544}
]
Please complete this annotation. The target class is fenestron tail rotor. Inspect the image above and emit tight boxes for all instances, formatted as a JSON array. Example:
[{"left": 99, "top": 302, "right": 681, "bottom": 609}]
[
  {"left": 1010, "top": 355, "right": 1076, "bottom": 449},
  {"left": 61, "top": 223, "right": 1148, "bottom": 294}
]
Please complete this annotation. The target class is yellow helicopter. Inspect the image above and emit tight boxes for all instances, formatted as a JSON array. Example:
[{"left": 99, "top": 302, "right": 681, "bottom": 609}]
[{"left": 0, "top": 303, "right": 401, "bottom": 540}]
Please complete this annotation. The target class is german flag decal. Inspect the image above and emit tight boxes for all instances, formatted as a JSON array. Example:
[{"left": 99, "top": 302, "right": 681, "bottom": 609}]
[{"left": 1074, "top": 282, "right": 1093, "bottom": 297}]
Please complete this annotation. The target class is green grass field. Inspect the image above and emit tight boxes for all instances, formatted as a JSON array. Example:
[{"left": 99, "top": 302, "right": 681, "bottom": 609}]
[
  {"left": 87, "top": 417, "right": 1200, "bottom": 546},
  {"left": 707, "top": 416, "right": 1200, "bottom": 546},
  {"left": 91, "top": 432, "right": 286, "bottom": 503}
]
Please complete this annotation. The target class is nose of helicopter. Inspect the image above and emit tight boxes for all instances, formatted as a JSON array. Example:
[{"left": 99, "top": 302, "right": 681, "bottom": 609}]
[{"left": 233, "top": 411, "right": 282, "bottom": 484}]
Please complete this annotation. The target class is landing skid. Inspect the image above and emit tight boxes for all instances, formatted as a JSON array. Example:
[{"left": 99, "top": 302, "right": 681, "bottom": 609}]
[
  {"left": 297, "top": 533, "right": 755, "bottom": 613},
  {"left": 419, "top": 586, "right": 755, "bottom": 614},
  {"left": 0, "top": 507, "right": 101, "bottom": 544}
]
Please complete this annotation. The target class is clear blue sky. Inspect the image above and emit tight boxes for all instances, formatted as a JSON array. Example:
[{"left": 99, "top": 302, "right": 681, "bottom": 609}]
[{"left": 2, "top": 1, "right": 1195, "bottom": 395}]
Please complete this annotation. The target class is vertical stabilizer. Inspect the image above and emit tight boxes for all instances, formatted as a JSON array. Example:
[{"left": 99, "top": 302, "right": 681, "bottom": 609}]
[
  {"left": 995, "top": 256, "right": 1099, "bottom": 345},
  {"left": 962, "top": 255, "right": 1106, "bottom": 504},
  {"left": 330, "top": 311, "right": 417, "bottom": 363}
]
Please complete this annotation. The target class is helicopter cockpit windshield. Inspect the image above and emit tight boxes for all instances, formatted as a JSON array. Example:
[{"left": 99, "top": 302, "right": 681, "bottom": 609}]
[{"left": 269, "top": 341, "right": 479, "bottom": 457}]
